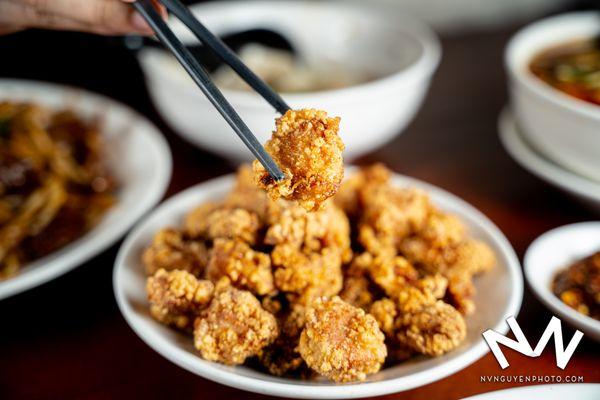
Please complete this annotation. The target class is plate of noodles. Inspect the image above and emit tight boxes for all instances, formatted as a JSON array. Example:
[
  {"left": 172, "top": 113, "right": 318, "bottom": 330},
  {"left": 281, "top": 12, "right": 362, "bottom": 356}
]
[{"left": 0, "top": 79, "right": 172, "bottom": 300}]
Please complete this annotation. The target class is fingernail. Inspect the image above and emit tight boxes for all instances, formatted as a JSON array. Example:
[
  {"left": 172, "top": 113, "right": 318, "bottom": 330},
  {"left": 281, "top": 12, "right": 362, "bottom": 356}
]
[{"left": 131, "top": 11, "right": 153, "bottom": 33}]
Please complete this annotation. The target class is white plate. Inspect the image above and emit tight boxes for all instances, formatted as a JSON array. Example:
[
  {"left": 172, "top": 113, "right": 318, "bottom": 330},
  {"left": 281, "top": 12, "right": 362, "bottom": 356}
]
[
  {"left": 524, "top": 222, "right": 600, "bottom": 342},
  {"left": 113, "top": 171, "right": 523, "bottom": 399},
  {"left": 462, "top": 383, "right": 600, "bottom": 400},
  {"left": 0, "top": 79, "right": 172, "bottom": 300},
  {"left": 499, "top": 108, "right": 600, "bottom": 212}
]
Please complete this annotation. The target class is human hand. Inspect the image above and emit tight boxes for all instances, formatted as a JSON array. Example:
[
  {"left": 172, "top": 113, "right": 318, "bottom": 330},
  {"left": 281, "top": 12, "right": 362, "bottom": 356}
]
[{"left": 0, "top": 0, "right": 167, "bottom": 35}]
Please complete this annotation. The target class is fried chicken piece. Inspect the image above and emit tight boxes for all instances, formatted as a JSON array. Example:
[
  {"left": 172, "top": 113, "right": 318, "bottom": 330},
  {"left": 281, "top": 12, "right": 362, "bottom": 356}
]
[
  {"left": 358, "top": 185, "right": 431, "bottom": 255},
  {"left": 369, "top": 298, "right": 397, "bottom": 336},
  {"left": 142, "top": 228, "right": 209, "bottom": 277},
  {"left": 340, "top": 275, "right": 377, "bottom": 311},
  {"left": 339, "top": 253, "right": 381, "bottom": 310},
  {"left": 272, "top": 245, "right": 343, "bottom": 305},
  {"left": 401, "top": 235, "right": 495, "bottom": 315},
  {"left": 394, "top": 300, "right": 466, "bottom": 356},
  {"left": 224, "top": 165, "right": 272, "bottom": 221},
  {"left": 146, "top": 268, "right": 214, "bottom": 330},
  {"left": 253, "top": 109, "right": 344, "bottom": 212},
  {"left": 259, "top": 304, "right": 307, "bottom": 376},
  {"left": 206, "top": 238, "right": 274, "bottom": 296},
  {"left": 365, "top": 254, "right": 420, "bottom": 298},
  {"left": 334, "top": 163, "right": 391, "bottom": 218},
  {"left": 265, "top": 200, "right": 352, "bottom": 262},
  {"left": 184, "top": 203, "right": 260, "bottom": 244},
  {"left": 193, "top": 285, "right": 278, "bottom": 365},
  {"left": 298, "top": 297, "right": 386, "bottom": 382}
]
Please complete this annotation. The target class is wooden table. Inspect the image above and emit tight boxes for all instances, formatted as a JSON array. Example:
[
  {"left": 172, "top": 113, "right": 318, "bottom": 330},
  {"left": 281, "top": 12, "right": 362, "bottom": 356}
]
[{"left": 1, "top": 9, "right": 598, "bottom": 400}]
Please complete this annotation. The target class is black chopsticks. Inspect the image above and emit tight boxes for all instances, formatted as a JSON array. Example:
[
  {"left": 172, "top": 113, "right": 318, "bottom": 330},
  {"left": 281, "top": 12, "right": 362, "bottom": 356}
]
[{"left": 133, "top": 0, "right": 287, "bottom": 181}]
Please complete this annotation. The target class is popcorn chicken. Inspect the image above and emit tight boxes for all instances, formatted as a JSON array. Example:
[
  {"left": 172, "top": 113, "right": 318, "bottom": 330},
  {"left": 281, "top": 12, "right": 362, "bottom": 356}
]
[
  {"left": 206, "top": 238, "right": 274, "bottom": 296},
  {"left": 193, "top": 285, "right": 278, "bottom": 365},
  {"left": 272, "top": 245, "right": 343, "bottom": 305},
  {"left": 298, "top": 297, "right": 386, "bottom": 382},
  {"left": 369, "top": 298, "right": 397, "bottom": 336},
  {"left": 142, "top": 228, "right": 209, "bottom": 277},
  {"left": 146, "top": 268, "right": 214, "bottom": 330},
  {"left": 142, "top": 163, "right": 494, "bottom": 382},
  {"left": 185, "top": 204, "right": 260, "bottom": 244},
  {"left": 253, "top": 109, "right": 344, "bottom": 211},
  {"left": 394, "top": 301, "right": 466, "bottom": 356},
  {"left": 224, "top": 165, "right": 271, "bottom": 221},
  {"left": 334, "top": 163, "right": 391, "bottom": 219},
  {"left": 265, "top": 200, "right": 352, "bottom": 262},
  {"left": 358, "top": 185, "right": 431, "bottom": 255},
  {"left": 259, "top": 304, "right": 307, "bottom": 376}
]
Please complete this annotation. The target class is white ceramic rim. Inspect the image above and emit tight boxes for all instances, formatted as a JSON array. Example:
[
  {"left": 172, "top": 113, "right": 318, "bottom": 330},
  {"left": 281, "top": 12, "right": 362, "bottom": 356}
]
[
  {"left": 523, "top": 221, "right": 600, "bottom": 337},
  {"left": 113, "top": 171, "right": 523, "bottom": 399},
  {"left": 461, "top": 383, "right": 600, "bottom": 400},
  {"left": 152, "top": 0, "right": 441, "bottom": 105},
  {"left": 498, "top": 107, "right": 600, "bottom": 204},
  {"left": 505, "top": 11, "right": 600, "bottom": 121},
  {"left": 0, "top": 79, "right": 173, "bottom": 300}
]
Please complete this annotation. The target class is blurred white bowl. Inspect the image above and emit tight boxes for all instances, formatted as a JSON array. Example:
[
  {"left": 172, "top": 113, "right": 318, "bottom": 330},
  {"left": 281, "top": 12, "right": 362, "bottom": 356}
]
[
  {"left": 499, "top": 108, "right": 600, "bottom": 213},
  {"left": 138, "top": 0, "right": 440, "bottom": 162},
  {"left": 505, "top": 12, "right": 600, "bottom": 182},
  {"left": 114, "top": 169, "right": 522, "bottom": 399},
  {"left": 524, "top": 222, "right": 600, "bottom": 342}
]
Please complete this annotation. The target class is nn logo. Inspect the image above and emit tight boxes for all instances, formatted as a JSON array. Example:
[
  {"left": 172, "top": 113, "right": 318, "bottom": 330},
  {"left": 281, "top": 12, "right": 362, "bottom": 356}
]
[{"left": 483, "top": 316, "right": 583, "bottom": 370}]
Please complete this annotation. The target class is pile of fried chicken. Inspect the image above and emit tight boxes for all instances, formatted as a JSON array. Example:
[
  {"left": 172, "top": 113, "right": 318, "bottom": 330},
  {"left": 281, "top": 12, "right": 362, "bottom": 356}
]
[{"left": 143, "top": 109, "right": 495, "bottom": 382}]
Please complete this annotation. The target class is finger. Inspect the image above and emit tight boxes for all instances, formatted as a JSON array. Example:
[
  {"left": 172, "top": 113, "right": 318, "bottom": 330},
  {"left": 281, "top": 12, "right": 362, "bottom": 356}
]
[
  {"left": 1, "top": 2, "right": 84, "bottom": 31},
  {"left": 15, "top": 0, "right": 153, "bottom": 35}
]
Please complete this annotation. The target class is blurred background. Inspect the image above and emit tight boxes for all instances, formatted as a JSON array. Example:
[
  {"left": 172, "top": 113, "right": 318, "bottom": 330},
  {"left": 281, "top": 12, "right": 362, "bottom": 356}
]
[{"left": 1, "top": 1, "right": 599, "bottom": 399}]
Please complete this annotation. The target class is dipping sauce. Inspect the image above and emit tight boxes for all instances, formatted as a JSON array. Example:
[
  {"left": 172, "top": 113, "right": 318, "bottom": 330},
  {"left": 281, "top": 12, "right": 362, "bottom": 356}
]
[
  {"left": 553, "top": 251, "right": 600, "bottom": 321},
  {"left": 530, "top": 39, "right": 600, "bottom": 105}
]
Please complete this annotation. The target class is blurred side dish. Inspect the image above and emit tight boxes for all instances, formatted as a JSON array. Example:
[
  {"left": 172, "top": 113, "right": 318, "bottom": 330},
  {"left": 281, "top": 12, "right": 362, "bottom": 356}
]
[
  {"left": 0, "top": 102, "right": 116, "bottom": 279},
  {"left": 530, "top": 39, "right": 600, "bottom": 106},
  {"left": 142, "top": 163, "right": 495, "bottom": 383},
  {"left": 553, "top": 251, "right": 600, "bottom": 320}
]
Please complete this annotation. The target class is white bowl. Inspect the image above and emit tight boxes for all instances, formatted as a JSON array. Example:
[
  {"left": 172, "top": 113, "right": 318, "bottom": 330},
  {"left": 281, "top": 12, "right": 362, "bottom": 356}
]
[
  {"left": 499, "top": 107, "right": 600, "bottom": 213},
  {"left": 138, "top": 0, "right": 440, "bottom": 162},
  {"left": 462, "top": 384, "right": 600, "bottom": 400},
  {"left": 505, "top": 12, "right": 600, "bottom": 182},
  {"left": 524, "top": 221, "right": 600, "bottom": 342},
  {"left": 113, "top": 170, "right": 523, "bottom": 399},
  {"left": 0, "top": 79, "right": 172, "bottom": 300}
]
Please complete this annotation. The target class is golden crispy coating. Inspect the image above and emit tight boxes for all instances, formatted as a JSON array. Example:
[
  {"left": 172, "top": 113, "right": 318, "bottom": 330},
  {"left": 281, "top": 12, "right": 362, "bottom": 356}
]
[
  {"left": 146, "top": 269, "right": 214, "bottom": 330},
  {"left": 265, "top": 200, "right": 352, "bottom": 262},
  {"left": 358, "top": 186, "right": 431, "bottom": 255},
  {"left": 340, "top": 275, "right": 376, "bottom": 310},
  {"left": 253, "top": 109, "right": 344, "bottom": 211},
  {"left": 142, "top": 163, "right": 495, "bottom": 381},
  {"left": 193, "top": 285, "right": 278, "bottom": 365},
  {"left": 369, "top": 298, "right": 397, "bottom": 337},
  {"left": 259, "top": 304, "right": 307, "bottom": 376},
  {"left": 182, "top": 202, "right": 220, "bottom": 238},
  {"left": 224, "top": 165, "right": 272, "bottom": 221},
  {"left": 339, "top": 255, "right": 381, "bottom": 310},
  {"left": 206, "top": 238, "right": 274, "bottom": 296},
  {"left": 272, "top": 245, "right": 343, "bottom": 305},
  {"left": 299, "top": 297, "right": 386, "bottom": 382},
  {"left": 142, "top": 228, "right": 209, "bottom": 277},
  {"left": 334, "top": 163, "right": 391, "bottom": 219},
  {"left": 364, "top": 254, "right": 420, "bottom": 298},
  {"left": 394, "top": 300, "right": 466, "bottom": 356},
  {"left": 185, "top": 203, "right": 260, "bottom": 244}
]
